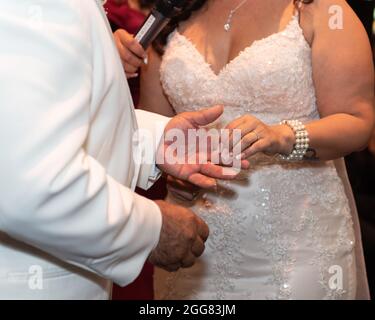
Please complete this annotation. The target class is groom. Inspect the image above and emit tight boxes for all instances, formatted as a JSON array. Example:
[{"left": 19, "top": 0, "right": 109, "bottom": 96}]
[{"left": 0, "top": 0, "right": 243, "bottom": 299}]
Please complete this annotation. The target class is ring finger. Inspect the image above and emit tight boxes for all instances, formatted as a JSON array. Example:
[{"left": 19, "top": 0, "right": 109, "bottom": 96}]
[
  {"left": 232, "top": 131, "right": 260, "bottom": 157},
  {"left": 227, "top": 122, "right": 258, "bottom": 151}
]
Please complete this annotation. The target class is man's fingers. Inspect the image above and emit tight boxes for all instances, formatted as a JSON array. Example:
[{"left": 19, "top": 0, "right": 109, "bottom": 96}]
[
  {"left": 167, "top": 175, "right": 200, "bottom": 193},
  {"left": 191, "top": 237, "right": 205, "bottom": 257},
  {"left": 200, "top": 163, "right": 240, "bottom": 180},
  {"left": 181, "top": 253, "right": 196, "bottom": 268},
  {"left": 167, "top": 177, "right": 201, "bottom": 200},
  {"left": 182, "top": 105, "right": 224, "bottom": 127},
  {"left": 195, "top": 216, "right": 209, "bottom": 242},
  {"left": 188, "top": 173, "right": 217, "bottom": 189},
  {"left": 164, "top": 263, "right": 181, "bottom": 272},
  {"left": 168, "top": 187, "right": 196, "bottom": 201}
]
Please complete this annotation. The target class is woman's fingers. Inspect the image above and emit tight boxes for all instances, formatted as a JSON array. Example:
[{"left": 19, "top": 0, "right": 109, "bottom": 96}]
[
  {"left": 115, "top": 29, "right": 146, "bottom": 58},
  {"left": 124, "top": 64, "right": 138, "bottom": 74},
  {"left": 128, "top": 38, "right": 146, "bottom": 59},
  {"left": 225, "top": 115, "right": 259, "bottom": 150},
  {"left": 121, "top": 49, "right": 144, "bottom": 70},
  {"left": 114, "top": 29, "right": 146, "bottom": 76},
  {"left": 225, "top": 115, "right": 247, "bottom": 131},
  {"left": 116, "top": 39, "right": 140, "bottom": 70},
  {"left": 242, "top": 139, "right": 270, "bottom": 159},
  {"left": 232, "top": 131, "right": 260, "bottom": 156},
  {"left": 126, "top": 72, "right": 139, "bottom": 79}
]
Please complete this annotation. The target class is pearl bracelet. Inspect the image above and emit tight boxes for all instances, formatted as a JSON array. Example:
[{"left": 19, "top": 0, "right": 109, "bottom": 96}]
[{"left": 279, "top": 120, "right": 309, "bottom": 161}]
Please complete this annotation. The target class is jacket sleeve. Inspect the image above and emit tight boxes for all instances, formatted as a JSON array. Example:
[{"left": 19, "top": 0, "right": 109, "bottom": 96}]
[
  {"left": 0, "top": 0, "right": 162, "bottom": 286},
  {"left": 135, "top": 109, "right": 171, "bottom": 190}
]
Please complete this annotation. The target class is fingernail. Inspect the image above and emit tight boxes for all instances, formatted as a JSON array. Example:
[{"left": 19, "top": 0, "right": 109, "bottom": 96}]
[
  {"left": 130, "top": 73, "right": 138, "bottom": 78},
  {"left": 223, "top": 167, "right": 240, "bottom": 176},
  {"left": 143, "top": 55, "right": 148, "bottom": 65}
]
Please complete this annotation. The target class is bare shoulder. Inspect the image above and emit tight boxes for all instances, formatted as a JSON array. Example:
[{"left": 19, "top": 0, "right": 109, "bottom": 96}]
[
  {"left": 307, "top": 0, "right": 368, "bottom": 37},
  {"left": 303, "top": 0, "right": 373, "bottom": 118}
]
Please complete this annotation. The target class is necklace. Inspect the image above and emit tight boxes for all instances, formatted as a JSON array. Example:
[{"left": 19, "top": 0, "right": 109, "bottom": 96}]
[{"left": 224, "top": 0, "right": 248, "bottom": 32}]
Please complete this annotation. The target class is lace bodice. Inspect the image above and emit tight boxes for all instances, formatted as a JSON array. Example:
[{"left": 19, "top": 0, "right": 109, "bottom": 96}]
[
  {"left": 154, "top": 14, "right": 361, "bottom": 300},
  {"left": 160, "top": 15, "right": 319, "bottom": 126}
]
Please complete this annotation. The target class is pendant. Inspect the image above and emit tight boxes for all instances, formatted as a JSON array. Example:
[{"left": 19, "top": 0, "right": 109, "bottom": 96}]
[{"left": 224, "top": 11, "right": 233, "bottom": 32}]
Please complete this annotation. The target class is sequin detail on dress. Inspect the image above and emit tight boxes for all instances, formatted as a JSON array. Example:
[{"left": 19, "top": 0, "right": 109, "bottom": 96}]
[{"left": 154, "top": 14, "right": 357, "bottom": 300}]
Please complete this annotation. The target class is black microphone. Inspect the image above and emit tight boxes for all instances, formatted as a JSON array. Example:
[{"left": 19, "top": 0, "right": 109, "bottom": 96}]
[{"left": 135, "top": 0, "right": 189, "bottom": 49}]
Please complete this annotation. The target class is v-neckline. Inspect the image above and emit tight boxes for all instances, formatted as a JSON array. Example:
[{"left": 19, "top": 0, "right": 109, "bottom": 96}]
[{"left": 175, "top": 14, "right": 299, "bottom": 78}]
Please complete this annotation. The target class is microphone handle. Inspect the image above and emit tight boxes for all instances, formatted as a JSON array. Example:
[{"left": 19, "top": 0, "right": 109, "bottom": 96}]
[{"left": 135, "top": 10, "right": 172, "bottom": 49}]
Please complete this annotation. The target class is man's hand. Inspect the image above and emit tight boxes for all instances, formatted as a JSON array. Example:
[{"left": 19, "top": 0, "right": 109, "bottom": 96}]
[
  {"left": 167, "top": 175, "right": 202, "bottom": 202},
  {"left": 157, "top": 105, "right": 250, "bottom": 188},
  {"left": 149, "top": 200, "right": 208, "bottom": 271}
]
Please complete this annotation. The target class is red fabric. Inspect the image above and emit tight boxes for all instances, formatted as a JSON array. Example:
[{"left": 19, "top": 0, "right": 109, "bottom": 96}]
[
  {"left": 104, "top": 0, "right": 146, "bottom": 106},
  {"left": 104, "top": 1, "right": 167, "bottom": 300},
  {"left": 111, "top": 263, "right": 154, "bottom": 300},
  {"left": 104, "top": 0, "right": 146, "bottom": 35},
  {"left": 112, "top": 179, "right": 167, "bottom": 300}
]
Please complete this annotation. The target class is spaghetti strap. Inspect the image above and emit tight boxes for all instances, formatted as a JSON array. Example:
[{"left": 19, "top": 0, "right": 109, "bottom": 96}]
[{"left": 293, "top": 0, "right": 302, "bottom": 25}]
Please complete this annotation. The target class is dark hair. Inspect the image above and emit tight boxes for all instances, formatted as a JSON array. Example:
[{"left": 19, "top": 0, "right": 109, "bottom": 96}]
[
  {"left": 138, "top": 0, "right": 157, "bottom": 9},
  {"left": 152, "top": 0, "right": 314, "bottom": 55}
]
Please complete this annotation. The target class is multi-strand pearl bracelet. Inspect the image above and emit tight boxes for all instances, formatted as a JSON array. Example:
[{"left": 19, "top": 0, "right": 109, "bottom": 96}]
[{"left": 279, "top": 120, "right": 309, "bottom": 161}]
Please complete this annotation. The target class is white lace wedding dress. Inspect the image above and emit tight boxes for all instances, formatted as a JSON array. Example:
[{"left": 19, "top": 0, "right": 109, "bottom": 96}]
[{"left": 153, "top": 14, "right": 369, "bottom": 300}]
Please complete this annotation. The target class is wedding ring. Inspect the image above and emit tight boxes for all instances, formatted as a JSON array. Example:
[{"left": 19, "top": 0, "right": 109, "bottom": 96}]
[{"left": 252, "top": 131, "right": 260, "bottom": 142}]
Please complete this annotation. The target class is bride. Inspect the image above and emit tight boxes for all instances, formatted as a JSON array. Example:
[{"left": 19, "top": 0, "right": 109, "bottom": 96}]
[{"left": 114, "top": 0, "right": 374, "bottom": 299}]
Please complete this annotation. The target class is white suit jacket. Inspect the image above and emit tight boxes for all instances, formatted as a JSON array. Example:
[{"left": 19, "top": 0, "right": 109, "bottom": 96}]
[{"left": 0, "top": 0, "right": 169, "bottom": 299}]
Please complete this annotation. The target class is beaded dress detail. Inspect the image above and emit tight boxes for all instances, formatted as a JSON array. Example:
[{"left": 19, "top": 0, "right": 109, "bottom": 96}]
[{"left": 154, "top": 14, "right": 359, "bottom": 300}]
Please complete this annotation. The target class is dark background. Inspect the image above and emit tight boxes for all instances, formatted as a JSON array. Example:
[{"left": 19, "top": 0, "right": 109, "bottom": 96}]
[{"left": 346, "top": 0, "right": 375, "bottom": 299}]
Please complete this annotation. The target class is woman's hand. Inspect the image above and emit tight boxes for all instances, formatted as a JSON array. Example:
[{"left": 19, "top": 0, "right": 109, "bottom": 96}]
[
  {"left": 226, "top": 115, "right": 296, "bottom": 159},
  {"left": 114, "top": 29, "right": 147, "bottom": 79}
]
